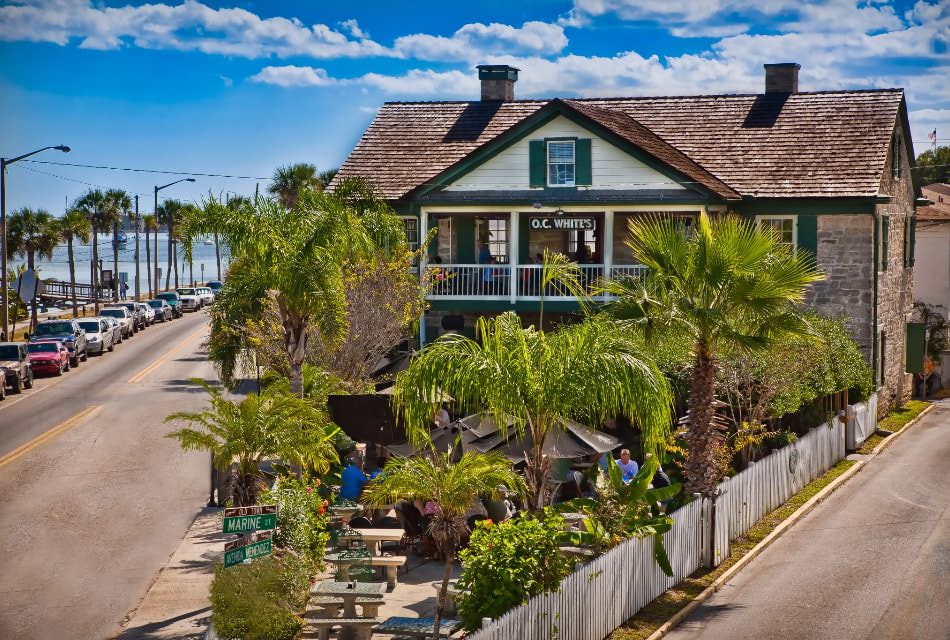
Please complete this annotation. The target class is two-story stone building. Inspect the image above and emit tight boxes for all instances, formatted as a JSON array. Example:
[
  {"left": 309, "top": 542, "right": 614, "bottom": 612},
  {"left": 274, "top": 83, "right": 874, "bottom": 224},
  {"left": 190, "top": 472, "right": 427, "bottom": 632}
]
[{"left": 332, "top": 62, "right": 920, "bottom": 408}]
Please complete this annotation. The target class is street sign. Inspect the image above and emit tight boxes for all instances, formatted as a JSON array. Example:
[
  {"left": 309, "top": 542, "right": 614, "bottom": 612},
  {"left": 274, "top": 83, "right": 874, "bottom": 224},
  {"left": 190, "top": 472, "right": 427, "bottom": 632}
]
[
  {"left": 224, "top": 530, "right": 273, "bottom": 568},
  {"left": 223, "top": 504, "right": 277, "bottom": 534},
  {"left": 12, "top": 269, "right": 44, "bottom": 303}
]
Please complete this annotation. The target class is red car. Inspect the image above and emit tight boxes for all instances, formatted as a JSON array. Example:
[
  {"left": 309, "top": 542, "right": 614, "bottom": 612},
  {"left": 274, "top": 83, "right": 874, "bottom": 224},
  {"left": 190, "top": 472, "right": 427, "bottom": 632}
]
[{"left": 28, "top": 340, "right": 71, "bottom": 376}]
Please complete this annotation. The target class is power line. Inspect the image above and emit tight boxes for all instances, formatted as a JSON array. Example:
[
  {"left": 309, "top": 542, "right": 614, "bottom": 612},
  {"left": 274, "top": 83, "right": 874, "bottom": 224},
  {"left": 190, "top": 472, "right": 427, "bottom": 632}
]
[
  {"left": 21, "top": 159, "right": 270, "bottom": 181},
  {"left": 11, "top": 163, "right": 152, "bottom": 198}
]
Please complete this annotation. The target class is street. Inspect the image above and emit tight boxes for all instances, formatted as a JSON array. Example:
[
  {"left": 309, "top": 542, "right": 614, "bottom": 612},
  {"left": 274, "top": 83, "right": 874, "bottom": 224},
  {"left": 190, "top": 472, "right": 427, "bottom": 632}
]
[
  {"left": 0, "top": 311, "right": 215, "bottom": 640},
  {"left": 666, "top": 401, "right": 950, "bottom": 640}
]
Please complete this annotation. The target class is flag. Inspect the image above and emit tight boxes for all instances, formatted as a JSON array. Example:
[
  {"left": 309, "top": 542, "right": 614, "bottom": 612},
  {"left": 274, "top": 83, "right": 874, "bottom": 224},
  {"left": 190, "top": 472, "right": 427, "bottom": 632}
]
[{"left": 929, "top": 129, "right": 937, "bottom": 143}]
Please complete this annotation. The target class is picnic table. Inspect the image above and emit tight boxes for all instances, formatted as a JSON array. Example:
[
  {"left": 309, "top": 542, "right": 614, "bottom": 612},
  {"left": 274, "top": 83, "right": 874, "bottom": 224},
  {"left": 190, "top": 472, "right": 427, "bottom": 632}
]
[
  {"left": 310, "top": 580, "right": 385, "bottom": 640},
  {"left": 312, "top": 580, "right": 385, "bottom": 617},
  {"left": 374, "top": 616, "right": 462, "bottom": 639},
  {"left": 337, "top": 528, "right": 405, "bottom": 556}
]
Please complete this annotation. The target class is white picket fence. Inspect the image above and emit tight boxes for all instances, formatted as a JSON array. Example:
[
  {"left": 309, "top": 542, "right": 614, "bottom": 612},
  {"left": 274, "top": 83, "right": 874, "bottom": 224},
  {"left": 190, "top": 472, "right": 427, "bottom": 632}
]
[
  {"left": 471, "top": 399, "right": 875, "bottom": 640},
  {"left": 849, "top": 393, "right": 879, "bottom": 450}
]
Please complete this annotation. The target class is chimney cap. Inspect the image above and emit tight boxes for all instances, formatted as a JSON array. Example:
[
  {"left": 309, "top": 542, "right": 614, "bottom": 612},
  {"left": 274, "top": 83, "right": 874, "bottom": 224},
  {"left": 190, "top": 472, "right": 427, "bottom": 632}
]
[
  {"left": 763, "top": 62, "right": 801, "bottom": 70},
  {"left": 477, "top": 64, "right": 520, "bottom": 81}
]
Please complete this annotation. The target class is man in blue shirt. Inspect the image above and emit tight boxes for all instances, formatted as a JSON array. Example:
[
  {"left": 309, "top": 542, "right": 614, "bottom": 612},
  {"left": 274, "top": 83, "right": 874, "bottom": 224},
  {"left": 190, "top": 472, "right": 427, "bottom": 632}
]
[
  {"left": 478, "top": 241, "right": 492, "bottom": 264},
  {"left": 339, "top": 453, "right": 368, "bottom": 501}
]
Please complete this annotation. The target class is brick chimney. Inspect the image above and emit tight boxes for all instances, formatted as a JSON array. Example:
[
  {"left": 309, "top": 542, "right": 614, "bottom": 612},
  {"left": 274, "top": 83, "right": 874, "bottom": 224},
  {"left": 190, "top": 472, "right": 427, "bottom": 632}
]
[
  {"left": 477, "top": 64, "right": 519, "bottom": 101},
  {"left": 764, "top": 63, "right": 800, "bottom": 93}
]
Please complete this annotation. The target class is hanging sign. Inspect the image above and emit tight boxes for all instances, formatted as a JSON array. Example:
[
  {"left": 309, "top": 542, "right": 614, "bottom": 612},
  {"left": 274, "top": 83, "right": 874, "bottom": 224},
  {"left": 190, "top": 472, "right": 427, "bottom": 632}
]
[{"left": 528, "top": 216, "right": 596, "bottom": 231}]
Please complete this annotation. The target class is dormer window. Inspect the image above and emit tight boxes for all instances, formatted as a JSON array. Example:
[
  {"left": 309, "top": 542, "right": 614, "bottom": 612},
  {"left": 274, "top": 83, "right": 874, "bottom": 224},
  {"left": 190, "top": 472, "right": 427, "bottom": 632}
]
[{"left": 547, "top": 140, "right": 575, "bottom": 186}]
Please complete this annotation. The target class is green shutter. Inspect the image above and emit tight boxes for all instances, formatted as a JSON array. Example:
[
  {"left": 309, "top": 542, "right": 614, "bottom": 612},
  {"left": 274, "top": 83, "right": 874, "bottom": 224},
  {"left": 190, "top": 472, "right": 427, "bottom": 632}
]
[
  {"left": 909, "top": 215, "right": 916, "bottom": 267},
  {"left": 519, "top": 214, "right": 529, "bottom": 264},
  {"left": 906, "top": 322, "right": 926, "bottom": 374},
  {"left": 529, "top": 140, "right": 545, "bottom": 188},
  {"left": 880, "top": 215, "right": 889, "bottom": 271},
  {"left": 456, "top": 217, "right": 475, "bottom": 263},
  {"left": 797, "top": 215, "right": 818, "bottom": 259},
  {"left": 575, "top": 139, "right": 592, "bottom": 186}
]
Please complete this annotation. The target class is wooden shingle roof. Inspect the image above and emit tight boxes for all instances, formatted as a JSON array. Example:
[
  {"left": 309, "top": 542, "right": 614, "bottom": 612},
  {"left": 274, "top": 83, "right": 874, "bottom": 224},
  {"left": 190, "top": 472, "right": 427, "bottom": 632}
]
[{"left": 332, "top": 89, "right": 905, "bottom": 202}]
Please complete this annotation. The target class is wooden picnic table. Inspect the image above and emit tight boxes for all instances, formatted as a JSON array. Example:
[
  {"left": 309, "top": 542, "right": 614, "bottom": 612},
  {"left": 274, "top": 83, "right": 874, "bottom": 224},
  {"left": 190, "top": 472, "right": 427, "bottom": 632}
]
[
  {"left": 337, "top": 528, "right": 405, "bottom": 556},
  {"left": 374, "top": 615, "right": 462, "bottom": 639},
  {"left": 310, "top": 580, "right": 385, "bottom": 640}
]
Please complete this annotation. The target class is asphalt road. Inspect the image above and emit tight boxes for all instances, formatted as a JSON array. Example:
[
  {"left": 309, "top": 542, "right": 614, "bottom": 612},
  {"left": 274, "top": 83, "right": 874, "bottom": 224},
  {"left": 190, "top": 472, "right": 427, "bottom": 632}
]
[
  {"left": 0, "top": 311, "right": 215, "bottom": 640},
  {"left": 667, "top": 401, "right": 950, "bottom": 640}
]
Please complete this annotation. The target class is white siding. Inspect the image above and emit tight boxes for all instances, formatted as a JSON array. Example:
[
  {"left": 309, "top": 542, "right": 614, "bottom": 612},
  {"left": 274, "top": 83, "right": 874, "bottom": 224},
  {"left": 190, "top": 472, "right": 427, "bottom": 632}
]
[{"left": 443, "top": 116, "right": 686, "bottom": 192}]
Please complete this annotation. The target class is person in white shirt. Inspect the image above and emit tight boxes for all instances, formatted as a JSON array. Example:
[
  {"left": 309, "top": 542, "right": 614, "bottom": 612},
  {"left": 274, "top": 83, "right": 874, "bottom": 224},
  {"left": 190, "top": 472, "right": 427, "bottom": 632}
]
[{"left": 615, "top": 448, "right": 639, "bottom": 483}]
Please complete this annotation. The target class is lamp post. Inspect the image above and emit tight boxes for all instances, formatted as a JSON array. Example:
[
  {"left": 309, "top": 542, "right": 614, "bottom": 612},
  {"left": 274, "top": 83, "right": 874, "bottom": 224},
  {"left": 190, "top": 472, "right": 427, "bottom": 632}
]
[
  {"left": 1, "top": 144, "right": 70, "bottom": 339},
  {"left": 153, "top": 178, "right": 195, "bottom": 293}
]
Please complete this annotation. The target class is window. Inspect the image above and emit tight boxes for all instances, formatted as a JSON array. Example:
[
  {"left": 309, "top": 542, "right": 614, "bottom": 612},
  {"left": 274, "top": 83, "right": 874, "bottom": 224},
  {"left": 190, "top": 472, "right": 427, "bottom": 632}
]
[
  {"left": 487, "top": 218, "right": 508, "bottom": 263},
  {"left": 568, "top": 229, "right": 596, "bottom": 260},
  {"left": 547, "top": 140, "right": 575, "bottom": 187},
  {"left": 892, "top": 132, "right": 902, "bottom": 180},
  {"left": 756, "top": 215, "right": 796, "bottom": 249},
  {"left": 402, "top": 217, "right": 419, "bottom": 252}
]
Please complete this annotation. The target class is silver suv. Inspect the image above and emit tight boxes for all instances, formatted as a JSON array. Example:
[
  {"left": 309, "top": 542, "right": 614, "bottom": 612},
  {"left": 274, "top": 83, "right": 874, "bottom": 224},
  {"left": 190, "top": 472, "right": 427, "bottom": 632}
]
[{"left": 101, "top": 307, "right": 135, "bottom": 338}]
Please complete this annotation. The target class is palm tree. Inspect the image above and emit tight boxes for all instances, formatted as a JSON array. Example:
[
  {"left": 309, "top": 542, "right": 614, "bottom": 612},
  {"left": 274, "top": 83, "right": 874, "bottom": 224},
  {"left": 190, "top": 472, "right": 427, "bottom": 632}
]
[
  {"left": 157, "top": 199, "right": 184, "bottom": 290},
  {"left": 267, "top": 163, "right": 322, "bottom": 208},
  {"left": 7, "top": 207, "right": 60, "bottom": 327},
  {"left": 363, "top": 450, "right": 523, "bottom": 639},
  {"left": 59, "top": 208, "right": 92, "bottom": 318},
  {"left": 104, "top": 189, "right": 131, "bottom": 301},
  {"left": 394, "top": 312, "right": 673, "bottom": 511},
  {"left": 318, "top": 168, "right": 338, "bottom": 190},
  {"left": 165, "top": 380, "right": 339, "bottom": 506},
  {"left": 73, "top": 189, "right": 107, "bottom": 312},
  {"left": 143, "top": 214, "right": 157, "bottom": 298},
  {"left": 181, "top": 180, "right": 406, "bottom": 396},
  {"left": 604, "top": 213, "right": 823, "bottom": 497}
]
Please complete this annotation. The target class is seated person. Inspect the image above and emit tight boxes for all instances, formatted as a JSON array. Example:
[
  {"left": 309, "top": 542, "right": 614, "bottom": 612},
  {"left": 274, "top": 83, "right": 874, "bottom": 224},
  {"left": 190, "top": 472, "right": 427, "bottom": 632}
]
[
  {"left": 484, "top": 485, "right": 517, "bottom": 522},
  {"left": 339, "top": 452, "right": 369, "bottom": 501},
  {"left": 615, "top": 448, "right": 639, "bottom": 484},
  {"left": 369, "top": 456, "right": 388, "bottom": 480}
]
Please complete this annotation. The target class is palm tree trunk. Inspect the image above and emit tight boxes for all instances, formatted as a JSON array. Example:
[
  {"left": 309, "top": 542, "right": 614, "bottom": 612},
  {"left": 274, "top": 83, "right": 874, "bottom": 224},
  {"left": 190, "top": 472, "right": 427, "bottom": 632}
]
[
  {"left": 432, "top": 544, "right": 455, "bottom": 640},
  {"left": 214, "top": 231, "right": 222, "bottom": 280},
  {"left": 112, "top": 220, "right": 120, "bottom": 301},
  {"left": 526, "top": 421, "right": 552, "bottom": 512},
  {"left": 68, "top": 237, "right": 78, "bottom": 318},
  {"left": 28, "top": 252, "right": 37, "bottom": 330},
  {"left": 145, "top": 227, "right": 152, "bottom": 298},
  {"left": 165, "top": 226, "right": 173, "bottom": 290},
  {"left": 91, "top": 224, "right": 100, "bottom": 313},
  {"left": 172, "top": 224, "right": 179, "bottom": 289},
  {"left": 684, "top": 345, "right": 722, "bottom": 498},
  {"left": 282, "top": 307, "right": 308, "bottom": 397}
]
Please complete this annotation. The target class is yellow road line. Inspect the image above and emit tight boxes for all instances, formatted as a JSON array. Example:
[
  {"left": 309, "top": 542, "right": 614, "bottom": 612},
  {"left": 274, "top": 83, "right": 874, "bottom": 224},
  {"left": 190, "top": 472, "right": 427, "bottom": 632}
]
[
  {"left": 128, "top": 325, "right": 208, "bottom": 384},
  {"left": 0, "top": 405, "right": 102, "bottom": 468}
]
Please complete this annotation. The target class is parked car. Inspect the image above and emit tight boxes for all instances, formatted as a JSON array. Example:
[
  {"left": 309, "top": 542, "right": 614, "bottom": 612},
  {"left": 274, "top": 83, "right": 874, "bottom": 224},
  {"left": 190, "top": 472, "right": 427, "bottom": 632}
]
[
  {"left": 0, "top": 342, "right": 34, "bottom": 393},
  {"left": 147, "top": 299, "right": 173, "bottom": 322},
  {"left": 28, "top": 340, "right": 70, "bottom": 376},
  {"left": 117, "top": 301, "right": 147, "bottom": 331},
  {"left": 77, "top": 317, "right": 116, "bottom": 355},
  {"left": 136, "top": 302, "right": 156, "bottom": 325},
  {"left": 101, "top": 307, "right": 135, "bottom": 338},
  {"left": 206, "top": 280, "right": 223, "bottom": 295},
  {"left": 175, "top": 287, "right": 202, "bottom": 312},
  {"left": 104, "top": 316, "right": 124, "bottom": 345},
  {"left": 195, "top": 286, "right": 215, "bottom": 306},
  {"left": 30, "top": 319, "right": 88, "bottom": 367},
  {"left": 155, "top": 292, "right": 183, "bottom": 318}
]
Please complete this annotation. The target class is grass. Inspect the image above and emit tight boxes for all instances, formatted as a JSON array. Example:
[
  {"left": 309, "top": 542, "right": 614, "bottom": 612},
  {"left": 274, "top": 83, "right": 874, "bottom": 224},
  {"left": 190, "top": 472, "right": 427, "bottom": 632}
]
[
  {"left": 855, "top": 399, "right": 931, "bottom": 455},
  {"left": 609, "top": 458, "right": 858, "bottom": 640}
]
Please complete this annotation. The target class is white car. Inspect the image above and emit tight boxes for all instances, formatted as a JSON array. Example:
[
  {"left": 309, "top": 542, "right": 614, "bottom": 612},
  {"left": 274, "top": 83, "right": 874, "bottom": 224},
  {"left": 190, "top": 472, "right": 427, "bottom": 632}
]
[
  {"left": 175, "top": 288, "right": 202, "bottom": 312},
  {"left": 136, "top": 302, "right": 156, "bottom": 325},
  {"left": 195, "top": 287, "right": 215, "bottom": 306},
  {"left": 101, "top": 307, "right": 135, "bottom": 338}
]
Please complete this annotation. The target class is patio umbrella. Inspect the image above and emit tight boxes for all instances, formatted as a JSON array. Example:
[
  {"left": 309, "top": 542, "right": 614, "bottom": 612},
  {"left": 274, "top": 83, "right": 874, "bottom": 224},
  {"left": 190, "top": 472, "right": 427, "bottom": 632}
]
[
  {"left": 457, "top": 412, "right": 622, "bottom": 462},
  {"left": 457, "top": 412, "right": 514, "bottom": 439}
]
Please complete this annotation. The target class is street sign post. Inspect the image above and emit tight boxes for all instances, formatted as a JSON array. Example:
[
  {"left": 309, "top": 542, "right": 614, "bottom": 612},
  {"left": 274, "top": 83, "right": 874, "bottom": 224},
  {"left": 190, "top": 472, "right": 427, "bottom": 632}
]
[
  {"left": 223, "top": 504, "right": 277, "bottom": 534},
  {"left": 224, "top": 530, "right": 273, "bottom": 568}
]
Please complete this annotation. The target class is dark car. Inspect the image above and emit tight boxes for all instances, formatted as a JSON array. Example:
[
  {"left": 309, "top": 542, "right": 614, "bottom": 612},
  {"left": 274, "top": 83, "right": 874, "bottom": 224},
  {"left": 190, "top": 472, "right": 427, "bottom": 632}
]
[
  {"left": 28, "top": 340, "right": 70, "bottom": 376},
  {"left": 147, "top": 299, "right": 173, "bottom": 322},
  {"left": 30, "top": 319, "right": 88, "bottom": 367},
  {"left": 0, "top": 342, "right": 34, "bottom": 394},
  {"left": 207, "top": 280, "right": 223, "bottom": 294},
  {"left": 117, "top": 301, "right": 147, "bottom": 331},
  {"left": 155, "top": 292, "right": 183, "bottom": 318}
]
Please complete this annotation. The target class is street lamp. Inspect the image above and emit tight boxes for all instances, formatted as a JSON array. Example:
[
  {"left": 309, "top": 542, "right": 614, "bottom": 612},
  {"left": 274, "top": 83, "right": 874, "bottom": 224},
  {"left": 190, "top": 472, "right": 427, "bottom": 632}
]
[
  {"left": 154, "top": 178, "right": 195, "bottom": 293},
  {"left": 1, "top": 145, "right": 70, "bottom": 339}
]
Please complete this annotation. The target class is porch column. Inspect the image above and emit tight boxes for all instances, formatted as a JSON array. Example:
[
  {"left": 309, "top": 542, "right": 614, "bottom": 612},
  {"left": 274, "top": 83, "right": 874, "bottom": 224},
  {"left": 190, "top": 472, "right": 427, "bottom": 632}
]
[
  {"left": 509, "top": 210, "right": 519, "bottom": 304},
  {"left": 603, "top": 210, "right": 614, "bottom": 280},
  {"left": 419, "top": 208, "right": 428, "bottom": 345}
]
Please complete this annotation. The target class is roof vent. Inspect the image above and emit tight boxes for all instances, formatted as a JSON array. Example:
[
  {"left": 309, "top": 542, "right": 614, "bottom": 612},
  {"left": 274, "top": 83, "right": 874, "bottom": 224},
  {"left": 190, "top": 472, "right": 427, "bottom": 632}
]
[
  {"left": 477, "top": 64, "right": 519, "bottom": 102},
  {"left": 764, "top": 63, "right": 800, "bottom": 94}
]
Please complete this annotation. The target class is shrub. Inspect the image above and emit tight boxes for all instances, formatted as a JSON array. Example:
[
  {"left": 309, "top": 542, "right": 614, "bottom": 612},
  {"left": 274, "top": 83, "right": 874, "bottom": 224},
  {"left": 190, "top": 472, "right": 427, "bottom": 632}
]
[
  {"left": 456, "top": 513, "right": 572, "bottom": 632},
  {"left": 260, "top": 475, "right": 331, "bottom": 572},
  {"left": 210, "top": 552, "right": 309, "bottom": 640}
]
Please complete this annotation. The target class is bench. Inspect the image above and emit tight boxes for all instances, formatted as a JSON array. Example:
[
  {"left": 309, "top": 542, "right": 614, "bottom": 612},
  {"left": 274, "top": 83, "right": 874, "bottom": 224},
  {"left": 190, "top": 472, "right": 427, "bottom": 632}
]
[
  {"left": 373, "top": 616, "right": 462, "bottom": 639},
  {"left": 308, "top": 596, "right": 383, "bottom": 618},
  {"left": 327, "top": 554, "right": 408, "bottom": 588},
  {"left": 304, "top": 617, "right": 379, "bottom": 640}
]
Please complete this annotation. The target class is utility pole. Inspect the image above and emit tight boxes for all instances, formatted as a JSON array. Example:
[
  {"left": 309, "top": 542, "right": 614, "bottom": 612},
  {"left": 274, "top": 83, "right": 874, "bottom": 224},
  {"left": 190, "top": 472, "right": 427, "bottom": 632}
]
[{"left": 134, "top": 195, "right": 140, "bottom": 301}]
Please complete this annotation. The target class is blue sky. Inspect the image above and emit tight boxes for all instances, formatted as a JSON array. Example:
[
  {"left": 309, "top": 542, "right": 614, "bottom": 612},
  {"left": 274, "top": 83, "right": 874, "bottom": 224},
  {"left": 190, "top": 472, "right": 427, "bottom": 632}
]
[{"left": 1, "top": 0, "right": 948, "bottom": 214}]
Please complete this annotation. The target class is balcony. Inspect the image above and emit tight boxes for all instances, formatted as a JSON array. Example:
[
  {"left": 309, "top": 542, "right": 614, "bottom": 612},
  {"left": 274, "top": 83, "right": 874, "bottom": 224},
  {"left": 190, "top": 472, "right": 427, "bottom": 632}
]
[{"left": 426, "top": 263, "right": 648, "bottom": 301}]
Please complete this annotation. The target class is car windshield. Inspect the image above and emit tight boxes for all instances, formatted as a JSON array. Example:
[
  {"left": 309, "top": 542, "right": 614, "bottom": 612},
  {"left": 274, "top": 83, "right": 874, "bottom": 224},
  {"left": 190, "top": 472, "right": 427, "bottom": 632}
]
[
  {"left": 178, "top": 288, "right": 196, "bottom": 295},
  {"left": 147, "top": 301, "right": 162, "bottom": 308},
  {"left": 34, "top": 322, "right": 73, "bottom": 336},
  {"left": 101, "top": 309, "right": 125, "bottom": 318},
  {"left": 0, "top": 345, "right": 20, "bottom": 359},
  {"left": 78, "top": 322, "right": 100, "bottom": 333},
  {"left": 157, "top": 293, "right": 178, "bottom": 301},
  {"left": 28, "top": 343, "right": 58, "bottom": 353}
]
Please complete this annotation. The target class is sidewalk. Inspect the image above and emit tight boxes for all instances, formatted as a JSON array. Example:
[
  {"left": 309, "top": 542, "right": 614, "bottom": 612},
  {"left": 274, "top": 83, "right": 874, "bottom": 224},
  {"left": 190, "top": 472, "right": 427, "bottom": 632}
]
[{"left": 117, "top": 508, "right": 225, "bottom": 640}]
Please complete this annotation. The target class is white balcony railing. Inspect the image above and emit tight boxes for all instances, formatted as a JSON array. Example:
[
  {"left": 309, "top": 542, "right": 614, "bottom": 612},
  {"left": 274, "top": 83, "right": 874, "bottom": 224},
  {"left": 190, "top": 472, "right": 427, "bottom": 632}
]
[{"left": 426, "top": 263, "right": 649, "bottom": 301}]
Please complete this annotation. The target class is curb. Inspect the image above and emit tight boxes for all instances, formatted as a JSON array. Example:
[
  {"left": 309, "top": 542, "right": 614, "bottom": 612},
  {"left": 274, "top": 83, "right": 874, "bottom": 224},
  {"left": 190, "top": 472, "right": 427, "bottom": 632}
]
[{"left": 645, "top": 402, "right": 935, "bottom": 640}]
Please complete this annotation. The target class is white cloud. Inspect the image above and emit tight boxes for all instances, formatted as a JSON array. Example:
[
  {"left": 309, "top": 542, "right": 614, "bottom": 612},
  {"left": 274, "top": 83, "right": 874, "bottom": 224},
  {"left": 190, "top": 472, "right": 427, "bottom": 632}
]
[
  {"left": 250, "top": 65, "right": 338, "bottom": 87},
  {"left": 338, "top": 18, "right": 368, "bottom": 40},
  {"left": 394, "top": 21, "right": 568, "bottom": 61},
  {"left": 0, "top": 0, "right": 392, "bottom": 59}
]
